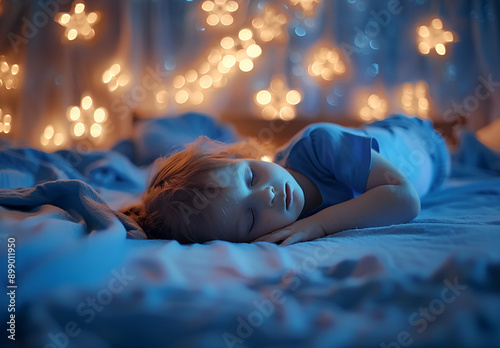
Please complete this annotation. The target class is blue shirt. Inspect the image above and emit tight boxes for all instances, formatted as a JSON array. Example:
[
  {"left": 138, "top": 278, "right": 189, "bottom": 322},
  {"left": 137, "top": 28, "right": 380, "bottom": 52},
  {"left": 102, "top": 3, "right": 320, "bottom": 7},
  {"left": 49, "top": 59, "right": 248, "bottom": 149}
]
[
  {"left": 274, "top": 123, "right": 379, "bottom": 218},
  {"left": 273, "top": 115, "right": 450, "bottom": 218}
]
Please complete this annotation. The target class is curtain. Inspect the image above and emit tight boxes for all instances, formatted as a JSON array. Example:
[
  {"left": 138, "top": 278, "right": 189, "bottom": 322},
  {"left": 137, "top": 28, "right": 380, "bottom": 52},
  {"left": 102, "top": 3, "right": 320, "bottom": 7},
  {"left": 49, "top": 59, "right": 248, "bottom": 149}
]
[{"left": 0, "top": 0, "right": 499, "bottom": 150}]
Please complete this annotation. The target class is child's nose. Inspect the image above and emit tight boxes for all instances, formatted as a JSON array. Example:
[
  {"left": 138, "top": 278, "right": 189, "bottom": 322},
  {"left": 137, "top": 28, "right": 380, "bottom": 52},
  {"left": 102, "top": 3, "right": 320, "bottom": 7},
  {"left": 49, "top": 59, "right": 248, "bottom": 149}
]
[{"left": 258, "top": 186, "right": 275, "bottom": 207}]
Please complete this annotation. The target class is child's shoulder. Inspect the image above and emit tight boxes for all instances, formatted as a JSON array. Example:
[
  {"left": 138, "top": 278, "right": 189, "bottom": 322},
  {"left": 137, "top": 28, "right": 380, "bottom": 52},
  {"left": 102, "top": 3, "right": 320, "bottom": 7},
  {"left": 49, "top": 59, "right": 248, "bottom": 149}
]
[
  {"left": 276, "top": 122, "right": 355, "bottom": 158},
  {"left": 294, "top": 122, "right": 349, "bottom": 139}
]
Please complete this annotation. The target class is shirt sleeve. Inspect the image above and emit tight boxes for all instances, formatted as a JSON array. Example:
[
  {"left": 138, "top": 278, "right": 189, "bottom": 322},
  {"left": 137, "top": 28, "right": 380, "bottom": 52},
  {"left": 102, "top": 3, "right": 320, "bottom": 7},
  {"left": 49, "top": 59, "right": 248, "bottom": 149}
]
[{"left": 290, "top": 124, "right": 379, "bottom": 194}]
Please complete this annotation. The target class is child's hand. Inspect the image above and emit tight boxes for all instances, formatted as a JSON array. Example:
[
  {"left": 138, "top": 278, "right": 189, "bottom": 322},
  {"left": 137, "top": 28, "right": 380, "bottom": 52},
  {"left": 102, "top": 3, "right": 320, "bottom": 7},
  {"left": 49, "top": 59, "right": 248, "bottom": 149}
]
[{"left": 252, "top": 218, "right": 326, "bottom": 246}]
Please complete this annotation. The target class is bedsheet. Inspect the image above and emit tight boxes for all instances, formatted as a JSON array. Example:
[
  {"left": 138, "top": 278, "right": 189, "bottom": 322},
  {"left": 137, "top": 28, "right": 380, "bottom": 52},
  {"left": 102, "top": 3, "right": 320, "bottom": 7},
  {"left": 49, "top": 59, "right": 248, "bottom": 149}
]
[{"left": 1, "top": 114, "right": 500, "bottom": 348}]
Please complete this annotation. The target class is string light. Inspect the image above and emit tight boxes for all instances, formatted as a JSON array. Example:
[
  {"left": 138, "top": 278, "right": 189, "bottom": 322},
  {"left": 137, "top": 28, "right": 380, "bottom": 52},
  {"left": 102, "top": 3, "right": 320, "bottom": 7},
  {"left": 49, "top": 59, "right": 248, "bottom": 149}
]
[
  {"left": 200, "top": 0, "right": 239, "bottom": 27},
  {"left": 0, "top": 108, "right": 12, "bottom": 134},
  {"left": 102, "top": 63, "right": 130, "bottom": 91},
  {"left": 287, "top": 0, "right": 322, "bottom": 17},
  {"left": 170, "top": 4, "right": 291, "bottom": 107},
  {"left": 55, "top": 2, "right": 100, "bottom": 41},
  {"left": 66, "top": 94, "right": 108, "bottom": 140},
  {"left": 172, "top": 26, "right": 265, "bottom": 106},
  {"left": 254, "top": 77, "right": 301, "bottom": 120},
  {"left": 358, "top": 93, "right": 388, "bottom": 121},
  {"left": 40, "top": 124, "right": 65, "bottom": 147},
  {"left": 173, "top": 70, "right": 205, "bottom": 105},
  {"left": 307, "top": 45, "right": 347, "bottom": 83},
  {"left": 417, "top": 18, "right": 454, "bottom": 56},
  {"left": 0, "top": 56, "right": 20, "bottom": 90},
  {"left": 154, "top": 87, "right": 169, "bottom": 110},
  {"left": 400, "top": 81, "right": 432, "bottom": 118},
  {"left": 251, "top": 5, "right": 289, "bottom": 43}
]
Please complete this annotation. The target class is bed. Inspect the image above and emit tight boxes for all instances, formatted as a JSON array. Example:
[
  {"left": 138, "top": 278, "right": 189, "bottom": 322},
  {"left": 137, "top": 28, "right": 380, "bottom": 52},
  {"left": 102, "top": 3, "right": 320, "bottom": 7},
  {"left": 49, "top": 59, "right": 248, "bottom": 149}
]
[{"left": 1, "top": 113, "right": 500, "bottom": 348}]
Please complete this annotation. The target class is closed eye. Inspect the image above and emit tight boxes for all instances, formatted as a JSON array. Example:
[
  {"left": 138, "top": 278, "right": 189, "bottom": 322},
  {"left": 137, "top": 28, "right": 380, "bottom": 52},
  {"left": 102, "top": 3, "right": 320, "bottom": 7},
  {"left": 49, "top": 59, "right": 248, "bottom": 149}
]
[
  {"left": 248, "top": 166, "right": 255, "bottom": 187},
  {"left": 249, "top": 208, "right": 255, "bottom": 233}
]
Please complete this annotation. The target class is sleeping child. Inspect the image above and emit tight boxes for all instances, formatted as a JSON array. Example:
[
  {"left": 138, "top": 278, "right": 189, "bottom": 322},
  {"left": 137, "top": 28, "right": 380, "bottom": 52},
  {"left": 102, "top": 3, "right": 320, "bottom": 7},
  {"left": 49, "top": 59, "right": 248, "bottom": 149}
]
[{"left": 123, "top": 114, "right": 450, "bottom": 245}]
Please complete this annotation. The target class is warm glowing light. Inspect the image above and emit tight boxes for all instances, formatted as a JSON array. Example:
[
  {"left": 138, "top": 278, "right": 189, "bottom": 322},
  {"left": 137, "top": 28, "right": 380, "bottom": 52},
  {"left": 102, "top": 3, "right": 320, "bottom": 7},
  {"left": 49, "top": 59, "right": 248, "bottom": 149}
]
[
  {"left": 11, "top": 64, "right": 19, "bottom": 75},
  {"left": 54, "top": 134, "right": 64, "bottom": 146},
  {"left": 155, "top": 89, "right": 168, "bottom": 104},
  {"left": 67, "top": 106, "right": 79, "bottom": 121},
  {"left": 246, "top": 44, "right": 262, "bottom": 58},
  {"left": 238, "top": 28, "right": 252, "bottom": 41},
  {"left": 0, "top": 56, "right": 21, "bottom": 90},
  {"left": 256, "top": 90, "right": 272, "bottom": 105},
  {"left": 44, "top": 125, "right": 55, "bottom": 139},
  {"left": 307, "top": 45, "right": 347, "bottom": 83},
  {"left": 201, "top": 0, "right": 239, "bottom": 27},
  {"left": 67, "top": 94, "right": 109, "bottom": 141},
  {"left": 0, "top": 108, "right": 12, "bottom": 134},
  {"left": 60, "top": 13, "right": 70, "bottom": 24},
  {"left": 287, "top": 0, "right": 322, "bottom": 17},
  {"left": 93, "top": 108, "right": 106, "bottom": 122},
  {"left": 261, "top": 155, "right": 273, "bottom": 162},
  {"left": 40, "top": 124, "right": 64, "bottom": 147},
  {"left": 251, "top": 5, "right": 289, "bottom": 43},
  {"left": 417, "top": 17, "right": 455, "bottom": 55},
  {"left": 222, "top": 55, "right": 236, "bottom": 68},
  {"left": 170, "top": 10, "right": 274, "bottom": 107},
  {"left": 400, "top": 81, "right": 432, "bottom": 118},
  {"left": 185, "top": 69, "right": 198, "bottom": 82},
  {"left": 432, "top": 18, "right": 443, "bottom": 29},
  {"left": 221, "top": 37, "right": 235, "bottom": 49},
  {"left": 435, "top": 43, "right": 446, "bottom": 55},
  {"left": 199, "top": 75, "right": 213, "bottom": 89},
  {"left": 109, "top": 63, "right": 120, "bottom": 76},
  {"left": 81, "top": 96, "right": 92, "bottom": 110},
  {"left": 90, "top": 123, "right": 101, "bottom": 137},
  {"left": 254, "top": 77, "right": 301, "bottom": 120},
  {"left": 286, "top": 90, "right": 301, "bottom": 105},
  {"left": 55, "top": 2, "right": 100, "bottom": 41},
  {"left": 74, "top": 122, "right": 85, "bottom": 137},
  {"left": 75, "top": 3, "right": 84, "bottom": 13},
  {"left": 239, "top": 59, "right": 253, "bottom": 72},
  {"left": 358, "top": 93, "right": 388, "bottom": 122},
  {"left": 102, "top": 63, "right": 129, "bottom": 91},
  {"left": 175, "top": 90, "right": 189, "bottom": 104},
  {"left": 173, "top": 75, "right": 185, "bottom": 89}
]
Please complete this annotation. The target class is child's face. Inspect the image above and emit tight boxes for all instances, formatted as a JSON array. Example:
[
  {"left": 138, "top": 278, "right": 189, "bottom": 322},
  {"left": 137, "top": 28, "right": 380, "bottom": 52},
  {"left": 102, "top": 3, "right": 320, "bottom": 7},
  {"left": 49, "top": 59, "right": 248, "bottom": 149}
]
[{"left": 208, "top": 159, "right": 305, "bottom": 242}]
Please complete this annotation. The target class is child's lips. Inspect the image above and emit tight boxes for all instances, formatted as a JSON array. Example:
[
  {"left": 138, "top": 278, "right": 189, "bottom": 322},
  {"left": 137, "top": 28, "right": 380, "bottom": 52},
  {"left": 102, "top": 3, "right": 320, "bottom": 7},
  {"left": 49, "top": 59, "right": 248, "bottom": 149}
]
[{"left": 285, "top": 183, "right": 291, "bottom": 210}]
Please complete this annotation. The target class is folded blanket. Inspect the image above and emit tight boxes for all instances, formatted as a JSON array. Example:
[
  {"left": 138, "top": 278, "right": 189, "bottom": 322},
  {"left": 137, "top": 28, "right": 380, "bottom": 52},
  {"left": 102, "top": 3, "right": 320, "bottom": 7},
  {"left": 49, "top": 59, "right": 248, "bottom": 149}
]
[{"left": 0, "top": 179, "right": 145, "bottom": 239}]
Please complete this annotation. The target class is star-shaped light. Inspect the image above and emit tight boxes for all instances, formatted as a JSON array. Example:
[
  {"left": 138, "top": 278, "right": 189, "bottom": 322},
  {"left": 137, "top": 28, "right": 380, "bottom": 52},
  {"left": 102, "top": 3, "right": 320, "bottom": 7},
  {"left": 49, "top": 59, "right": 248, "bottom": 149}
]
[
  {"left": 67, "top": 94, "right": 108, "bottom": 140},
  {"left": 417, "top": 18, "right": 454, "bottom": 55},
  {"left": 218, "top": 29, "right": 262, "bottom": 73},
  {"left": 251, "top": 4, "right": 289, "bottom": 43},
  {"left": 288, "top": 0, "right": 322, "bottom": 17},
  {"left": 0, "top": 56, "right": 20, "bottom": 90},
  {"left": 55, "top": 2, "right": 100, "bottom": 41},
  {"left": 307, "top": 45, "right": 347, "bottom": 84},
  {"left": 400, "top": 81, "right": 432, "bottom": 119},
  {"left": 201, "top": 0, "right": 239, "bottom": 27},
  {"left": 254, "top": 77, "right": 301, "bottom": 120}
]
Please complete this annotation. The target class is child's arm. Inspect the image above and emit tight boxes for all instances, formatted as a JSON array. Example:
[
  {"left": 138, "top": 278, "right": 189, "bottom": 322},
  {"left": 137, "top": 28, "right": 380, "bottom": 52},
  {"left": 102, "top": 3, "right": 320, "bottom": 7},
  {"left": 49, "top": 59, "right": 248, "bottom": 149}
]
[{"left": 254, "top": 149, "right": 421, "bottom": 245}]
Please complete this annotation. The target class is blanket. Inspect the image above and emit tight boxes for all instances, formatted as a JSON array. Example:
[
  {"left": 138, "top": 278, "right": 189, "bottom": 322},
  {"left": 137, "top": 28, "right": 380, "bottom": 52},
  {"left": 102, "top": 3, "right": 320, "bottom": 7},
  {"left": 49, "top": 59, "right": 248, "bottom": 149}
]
[{"left": 1, "top": 114, "right": 499, "bottom": 348}]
